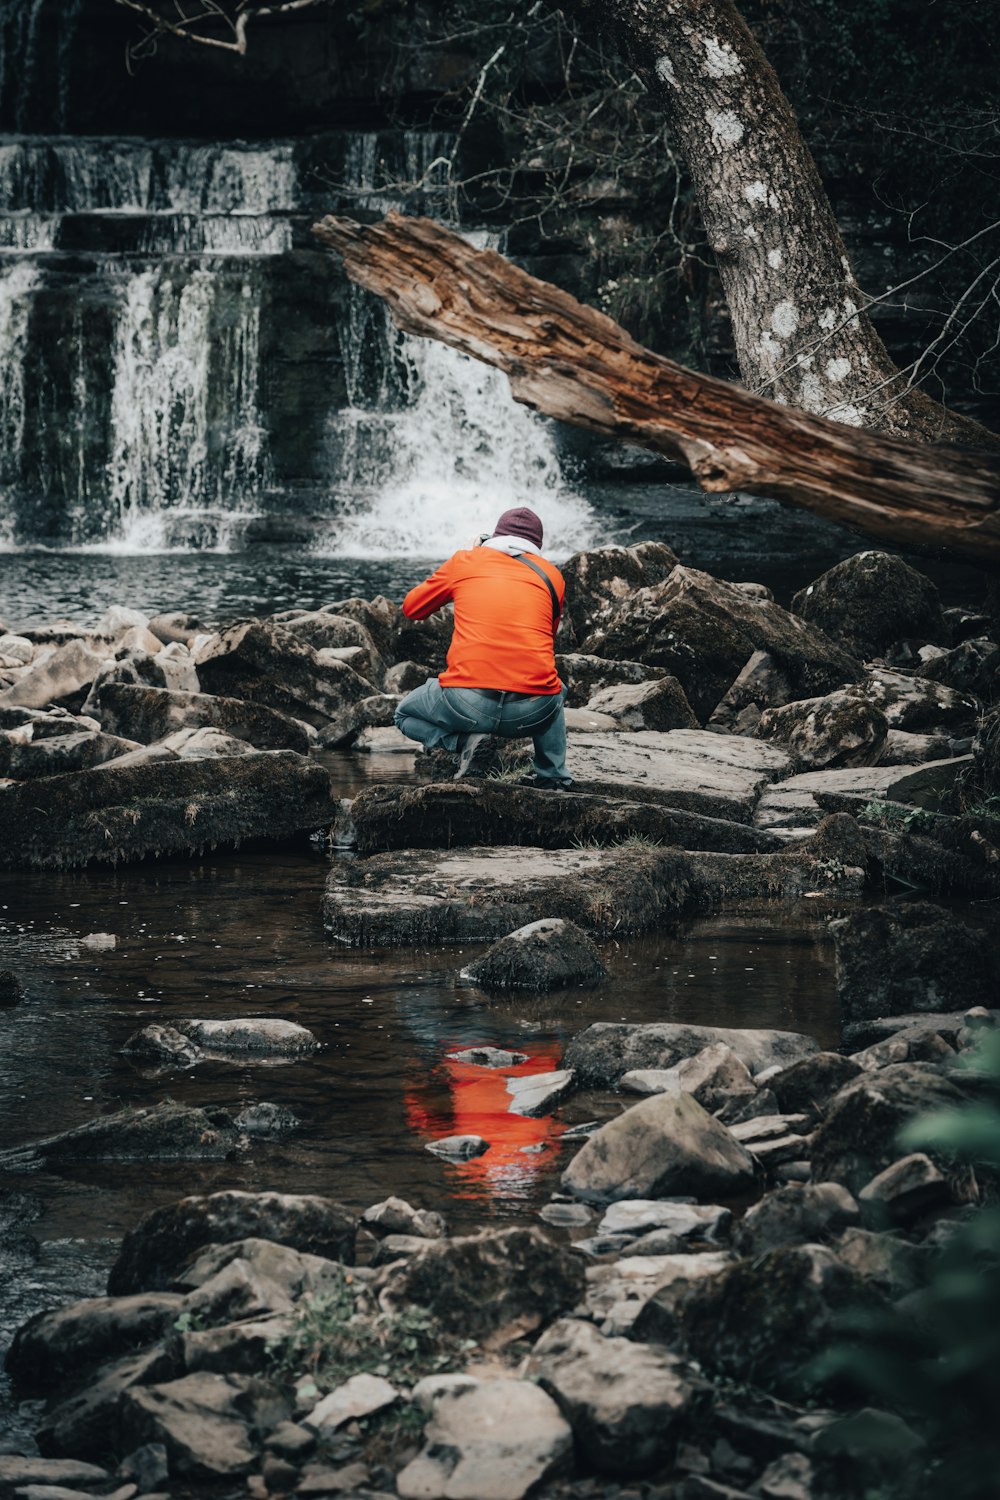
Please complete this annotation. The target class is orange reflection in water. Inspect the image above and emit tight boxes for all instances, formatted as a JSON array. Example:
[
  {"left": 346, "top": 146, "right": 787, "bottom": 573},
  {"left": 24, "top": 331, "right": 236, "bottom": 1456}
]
[{"left": 405, "top": 1043, "right": 565, "bottom": 1201}]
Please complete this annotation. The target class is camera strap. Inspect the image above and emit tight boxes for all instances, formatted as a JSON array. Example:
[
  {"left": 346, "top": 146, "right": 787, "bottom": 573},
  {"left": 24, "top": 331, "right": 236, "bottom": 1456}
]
[{"left": 509, "top": 552, "right": 561, "bottom": 630}]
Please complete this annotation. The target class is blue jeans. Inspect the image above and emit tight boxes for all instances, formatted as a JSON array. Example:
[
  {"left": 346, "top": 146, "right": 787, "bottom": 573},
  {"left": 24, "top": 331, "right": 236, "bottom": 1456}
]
[{"left": 394, "top": 678, "right": 571, "bottom": 784}]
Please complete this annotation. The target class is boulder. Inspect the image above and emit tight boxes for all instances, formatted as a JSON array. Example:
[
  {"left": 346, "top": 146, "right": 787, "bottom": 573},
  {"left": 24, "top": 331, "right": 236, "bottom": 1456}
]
[
  {"left": 857, "top": 1153, "right": 953, "bottom": 1227},
  {"left": 919, "top": 637, "right": 1000, "bottom": 699},
  {"left": 558, "top": 541, "right": 680, "bottom": 647},
  {"left": 463, "top": 918, "right": 606, "bottom": 993},
  {"left": 304, "top": 1372, "right": 399, "bottom": 1431},
  {"left": 830, "top": 902, "right": 1000, "bottom": 1024},
  {"left": 121, "top": 1024, "right": 202, "bottom": 1067},
  {"left": 426, "top": 1134, "right": 490, "bottom": 1160},
  {"left": 707, "top": 649, "right": 793, "bottom": 736},
  {"left": 767, "top": 1053, "right": 864, "bottom": 1119},
  {"left": 586, "top": 1250, "right": 732, "bottom": 1338},
  {"left": 349, "top": 780, "right": 785, "bottom": 857},
  {"left": 0, "top": 638, "right": 106, "bottom": 710},
  {"left": 158, "top": 725, "right": 255, "bottom": 758},
  {"left": 322, "top": 844, "right": 690, "bottom": 946},
  {"left": 447, "top": 1047, "right": 529, "bottom": 1067},
  {"left": 360, "top": 1197, "right": 446, "bottom": 1240},
  {"left": 565, "top": 1022, "right": 818, "bottom": 1087},
  {"left": 36, "top": 1346, "right": 177, "bottom": 1459},
  {"left": 0, "top": 1102, "right": 245, "bottom": 1173},
  {"left": 810, "top": 1064, "right": 965, "bottom": 1193},
  {"left": 530, "top": 1318, "right": 702, "bottom": 1476},
  {"left": 585, "top": 677, "right": 699, "bottom": 731},
  {"left": 148, "top": 611, "right": 203, "bottom": 645},
  {"left": 677, "top": 1244, "right": 883, "bottom": 1399},
  {"left": 597, "top": 1200, "right": 731, "bottom": 1242},
  {"left": 94, "top": 682, "right": 314, "bottom": 752},
  {"left": 879, "top": 728, "right": 953, "bottom": 764},
  {"left": 0, "top": 968, "right": 25, "bottom": 1005},
  {"left": 506, "top": 1070, "right": 576, "bottom": 1118},
  {"left": 0, "top": 1458, "right": 112, "bottom": 1491},
  {"left": 580, "top": 566, "right": 862, "bottom": 722},
  {"left": 314, "top": 692, "right": 399, "bottom": 749},
  {"left": 181, "top": 1313, "right": 293, "bottom": 1376},
  {"left": 107, "top": 1190, "right": 356, "bottom": 1295},
  {"left": 118, "top": 1372, "right": 260, "bottom": 1479},
  {"left": 194, "top": 620, "right": 371, "bottom": 726},
  {"left": 858, "top": 667, "right": 976, "bottom": 734},
  {"left": 0, "top": 633, "right": 34, "bottom": 666},
  {"left": 561, "top": 1091, "right": 755, "bottom": 1205},
  {"left": 557, "top": 653, "right": 669, "bottom": 708},
  {"left": 6, "top": 1291, "right": 185, "bottom": 1390},
  {"left": 757, "top": 690, "right": 888, "bottom": 769},
  {"left": 278, "top": 607, "right": 384, "bottom": 668},
  {"left": 396, "top": 1379, "right": 572, "bottom": 1500},
  {"left": 791, "top": 552, "right": 945, "bottom": 659},
  {"left": 0, "top": 751, "right": 337, "bottom": 869},
  {"left": 179, "top": 1018, "right": 318, "bottom": 1055},
  {"left": 385, "top": 660, "right": 433, "bottom": 694},
  {"left": 734, "top": 1183, "right": 860, "bottom": 1256},
  {"left": 0, "top": 729, "right": 142, "bottom": 779},
  {"left": 378, "top": 1226, "right": 584, "bottom": 1339},
  {"left": 623, "top": 1042, "right": 757, "bottom": 1114},
  {"left": 832, "top": 1227, "right": 927, "bottom": 1296},
  {"left": 175, "top": 1238, "right": 343, "bottom": 1301}
]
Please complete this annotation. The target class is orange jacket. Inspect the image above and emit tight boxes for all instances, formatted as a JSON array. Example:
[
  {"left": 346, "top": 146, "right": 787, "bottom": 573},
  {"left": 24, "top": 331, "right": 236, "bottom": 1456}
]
[{"left": 402, "top": 546, "right": 565, "bottom": 694}]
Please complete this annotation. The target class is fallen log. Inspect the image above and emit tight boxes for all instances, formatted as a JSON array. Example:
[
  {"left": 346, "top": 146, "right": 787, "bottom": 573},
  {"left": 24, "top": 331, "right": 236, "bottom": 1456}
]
[{"left": 312, "top": 212, "right": 1000, "bottom": 568}]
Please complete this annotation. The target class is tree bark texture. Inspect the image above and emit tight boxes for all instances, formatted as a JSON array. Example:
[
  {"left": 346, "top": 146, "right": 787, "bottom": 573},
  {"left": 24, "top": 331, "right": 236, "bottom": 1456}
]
[
  {"left": 603, "top": 0, "right": 991, "bottom": 447},
  {"left": 312, "top": 211, "right": 1000, "bottom": 567}
]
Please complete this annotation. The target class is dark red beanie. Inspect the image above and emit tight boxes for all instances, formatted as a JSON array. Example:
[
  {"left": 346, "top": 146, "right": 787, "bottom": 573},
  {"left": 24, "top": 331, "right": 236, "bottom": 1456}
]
[{"left": 493, "top": 506, "right": 544, "bottom": 548}]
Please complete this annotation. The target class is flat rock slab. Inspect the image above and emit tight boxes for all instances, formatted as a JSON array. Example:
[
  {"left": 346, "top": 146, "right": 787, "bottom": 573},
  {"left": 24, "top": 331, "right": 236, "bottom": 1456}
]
[
  {"left": 506, "top": 1069, "right": 575, "bottom": 1118},
  {"left": 566, "top": 1021, "right": 820, "bottom": 1087},
  {"left": 323, "top": 844, "right": 690, "bottom": 947},
  {"left": 350, "top": 781, "right": 785, "bottom": 855},
  {"left": 0, "top": 751, "right": 338, "bottom": 868},
  {"left": 753, "top": 761, "right": 951, "bottom": 833},
  {"left": 564, "top": 731, "right": 792, "bottom": 821}
]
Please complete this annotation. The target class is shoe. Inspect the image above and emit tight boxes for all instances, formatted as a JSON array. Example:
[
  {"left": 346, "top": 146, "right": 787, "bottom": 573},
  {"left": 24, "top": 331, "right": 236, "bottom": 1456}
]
[
  {"left": 453, "top": 732, "right": 490, "bottom": 779},
  {"left": 528, "top": 775, "right": 576, "bottom": 791}
]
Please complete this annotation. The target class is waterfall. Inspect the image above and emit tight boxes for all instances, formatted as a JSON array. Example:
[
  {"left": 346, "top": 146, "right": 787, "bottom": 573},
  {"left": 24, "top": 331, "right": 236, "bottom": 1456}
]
[{"left": 0, "top": 263, "right": 37, "bottom": 545}]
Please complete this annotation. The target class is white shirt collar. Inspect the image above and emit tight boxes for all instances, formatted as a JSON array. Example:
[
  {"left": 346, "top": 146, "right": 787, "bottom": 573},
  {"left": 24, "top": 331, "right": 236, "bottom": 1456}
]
[{"left": 483, "top": 533, "right": 542, "bottom": 556}]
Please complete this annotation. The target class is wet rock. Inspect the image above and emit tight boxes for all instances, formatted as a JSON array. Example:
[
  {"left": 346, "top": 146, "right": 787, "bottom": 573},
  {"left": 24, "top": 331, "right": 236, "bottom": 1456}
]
[
  {"left": 753, "top": 761, "right": 922, "bottom": 834},
  {"left": 194, "top": 620, "right": 371, "bottom": 726},
  {"left": 757, "top": 691, "right": 888, "bottom": 769},
  {"left": 6, "top": 1292, "right": 184, "bottom": 1390},
  {"left": 707, "top": 650, "right": 793, "bottom": 736},
  {"left": 841, "top": 1008, "right": 998, "bottom": 1052},
  {"left": 830, "top": 902, "right": 1000, "bottom": 1024},
  {"left": 232, "top": 1102, "right": 300, "bottom": 1136},
  {"left": 506, "top": 1069, "right": 575, "bottom": 1118},
  {"left": 0, "top": 751, "right": 337, "bottom": 869},
  {"left": 121, "top": 1024, "right": 201, "bottom": 1067},
  {"left": 384, "top": 659, "right": 433, "bottom": 694},
  {"left": 0, "top": 968, "right": 25, "bottom": 1005},
  {"left": 734, "top": 1184, "right": 859, "bottom": 1256},
  {"left": 108, "top": 1190, "right": 356, "bottom": 1295},
  {"left": 585, "top": 677, "right": 699, "bottom": 731},
  {"left": 557, "top": 653, "right": 669, "bottom": 708},
  {"left": 0, "top": 729, "right": 142, "bottom": 779},
  {"left": 396, "top": 1379, "right": 572, "bottom": 1500},
  {"left": 791, "top": 552, "right": 944, "bottom": 659},
  {"left": 447, "top": 1047, "right": 529, "bottom": 1068},
  {"left": 175, "top": 1238, "right": 343, "bottom": 1303},
  {"left": 425, "top": 1134, "right": 490, "bottom": 1161},
  {"left": 360, "top": 1197, "right": 446, "bottom": 1240},
  {"left": 561, "top": 1092, "right": 755, "bottom": 1205},
  {"left": 879, "top": 728, "right": 953, "bottom": 764},
  {"left": 810, "top": 1064, "right": 965, "bottom": 1193},
  {"left": 538, "top": 1201, "right": 593, "bottom": 1229},
  {"left": 565, "top": 1022, "right": 818, "bottom": 1088},
  {"left": 350, "top": 780, "right": 785, "bottom": 856},
  {"left": 767, "top": 1052, "right": 864, "bottom": 1119},
  {"left": 158, "top": 725, "right": 255, "bottom": 758},
  {"left": 620, "top": 1042, "right": 757, "bottom": 1114},
  {"left": 919, "top": 637, "right": 1000, "bottom": 698},
  {"left": 0, "top": 1102, "right": 245, "bottom": 1173},
  {"left": 858, "top": 667, "right": 976, "bottom": 734},
  {"left": 118, "top": 1372, "right": 260, "bottom": 1479},
  {"left": 379, "top": 1226, "right": 585, "bottom": 1339},
  {"left": 857, "top": 1152, "right": 953, "bottom": 1227},
  {"left": 463, "top": 918, "right": 606, "bottom": 994},
  {"left": 0, "top": 638, "right": 106, "bottom": 710},
  {"left": 314, "top": 692, "right": 399, "bottom": 748},
  {"left": 304, "top": 1372, "right": 399, "bottom": 1431},
  {"left": 530, "top": 1317, "right": 702, "bottom": 1476},
  {"left": 588, "top": 1250, "right": 732, "bottom": 1338},
  {"left": 37, "top": 1345, "right": 178, "bottom": 1459},
  {"left": 323, "top": 844, "right": 690, "bottom": 947},
  {"left": 279, "top": 607, "right": 384, "bottom": 668},
  {"left": 559, "top": 541, "right": 680, "bottom": 647},
  {"left": 597, "top": 1200, "right": 730, "bottom": 1242},
  {"left": 0, "top": 633, "right": 34, "bottom": 666},
  {"left": 148, "top": 611, "right": 203, "bottom": 646},
  {"left": 94, "top": 682, "right": 314, "bottom": 752},
  {"left": 180, "top": 1018, "right": 318, "bottom": 1055},
  {"left": 677, "top": 1244, "right": 882, "bottom": 1399},
  {"left": 581, "top": 566, "right": 862, "bottom": 722}
]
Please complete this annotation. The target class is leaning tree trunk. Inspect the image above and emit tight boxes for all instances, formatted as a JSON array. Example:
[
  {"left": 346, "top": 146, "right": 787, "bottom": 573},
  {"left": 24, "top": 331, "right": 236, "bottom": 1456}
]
[
  {"left": 602, "top": 0, "right": 993, "bottom": 447},
  {"left": 313, "top": 212, "right": 1000, "bottom": 566}
]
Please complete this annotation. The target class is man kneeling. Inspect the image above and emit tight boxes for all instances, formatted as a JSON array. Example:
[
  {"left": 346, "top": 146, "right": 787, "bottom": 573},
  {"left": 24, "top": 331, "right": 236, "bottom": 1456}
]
[{"left": 394, "top": 506, "right": 573, "bottom": 789}]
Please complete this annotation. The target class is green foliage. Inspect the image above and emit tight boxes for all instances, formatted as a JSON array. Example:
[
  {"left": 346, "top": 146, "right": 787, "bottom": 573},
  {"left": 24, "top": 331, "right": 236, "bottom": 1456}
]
[
  {"left": 858, "top": 800, "right": 936, "bottom": 834},
  {"left": 271, "top": 1268, "right": 476, "bottom": 1395},
  {"left": 813, "top": 1033, "right": 1000, "bottom": 1498}
]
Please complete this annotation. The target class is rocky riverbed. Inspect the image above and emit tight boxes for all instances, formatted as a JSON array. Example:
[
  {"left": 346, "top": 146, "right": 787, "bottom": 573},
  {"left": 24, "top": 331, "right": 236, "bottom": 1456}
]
[{"left": 2, "top": 541, "right": 999, "bottom": 1497}]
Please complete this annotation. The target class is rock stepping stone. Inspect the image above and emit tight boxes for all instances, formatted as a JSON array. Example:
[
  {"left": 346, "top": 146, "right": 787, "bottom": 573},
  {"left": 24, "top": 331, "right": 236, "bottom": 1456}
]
[
  {"left": 322, "top": 844, "right": 690, "bottom": 947},
  {"left": 506, "top": 1069, "right": 575, "bottom": 1118}
]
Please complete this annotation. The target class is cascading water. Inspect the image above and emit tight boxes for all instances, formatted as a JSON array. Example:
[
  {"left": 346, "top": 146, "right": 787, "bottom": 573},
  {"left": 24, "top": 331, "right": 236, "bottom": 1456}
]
[{"left": 0, "top": 116, "right": 603, "bottom": 556}]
